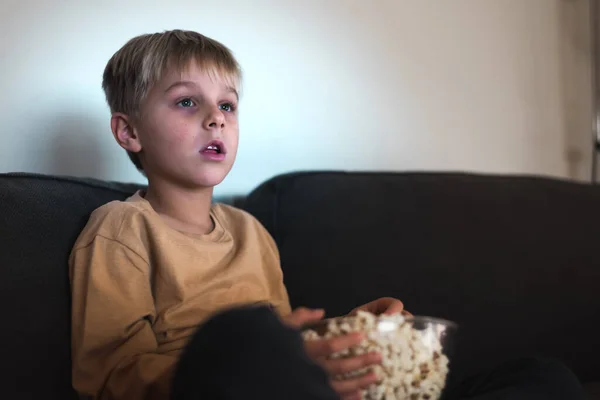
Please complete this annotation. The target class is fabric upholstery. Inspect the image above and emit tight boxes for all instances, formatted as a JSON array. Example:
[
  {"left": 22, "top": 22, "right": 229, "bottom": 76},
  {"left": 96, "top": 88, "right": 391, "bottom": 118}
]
[
  {"left": 0, "top": 173, "right": 142, "bottom": 399},
  {"left": 243, "top": 171, "right": 600, "bottom": 386},
  {"left": 2, "top": 171, "right": 600, "bottom": 399}
]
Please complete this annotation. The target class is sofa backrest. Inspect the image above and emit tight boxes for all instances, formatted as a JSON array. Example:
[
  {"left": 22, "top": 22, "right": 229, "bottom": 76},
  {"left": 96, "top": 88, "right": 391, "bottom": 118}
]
[
  {"left": 243, "top": 171, "right": 600, "bottom": 384},
  {"left": 0, "top": 173, "right": 142, "bottom": 400},
  {"left": 3, "top": 170, "right": 600, "bottom": 396}
]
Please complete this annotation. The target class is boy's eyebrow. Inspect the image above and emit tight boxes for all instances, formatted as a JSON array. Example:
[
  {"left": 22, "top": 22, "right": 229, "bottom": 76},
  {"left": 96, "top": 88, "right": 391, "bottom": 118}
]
[
  {"left": 164, "top": 80, "right": 239, "bottom": 100},
  {"left": 227, "top": 87, "right": 240, "bottom": 101},
  {"left": 164, "top": 81, "right": 197, "bottom": 93}
]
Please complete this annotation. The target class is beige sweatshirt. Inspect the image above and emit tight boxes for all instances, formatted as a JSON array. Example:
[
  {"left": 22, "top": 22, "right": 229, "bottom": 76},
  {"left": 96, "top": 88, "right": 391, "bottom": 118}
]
[{"left": 69, "top": 192, "right": 291, "bottom": 400}]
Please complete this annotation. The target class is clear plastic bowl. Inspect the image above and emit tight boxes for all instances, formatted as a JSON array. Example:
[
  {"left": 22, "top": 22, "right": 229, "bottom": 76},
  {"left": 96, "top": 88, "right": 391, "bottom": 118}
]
[{"left": 302, "top": 314, "right": 458, "bottom": 400}]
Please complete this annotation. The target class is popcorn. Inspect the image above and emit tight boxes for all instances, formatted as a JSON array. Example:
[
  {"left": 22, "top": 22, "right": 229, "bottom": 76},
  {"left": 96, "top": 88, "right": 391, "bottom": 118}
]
[{"left": 302, "top": 311, "right": 450, "bottom": 400}]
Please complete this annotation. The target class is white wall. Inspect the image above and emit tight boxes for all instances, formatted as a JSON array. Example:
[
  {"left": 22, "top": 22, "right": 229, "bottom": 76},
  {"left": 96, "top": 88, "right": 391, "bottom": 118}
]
[{"left": 0, "top": 0, "right": 593, "bottom": 196}]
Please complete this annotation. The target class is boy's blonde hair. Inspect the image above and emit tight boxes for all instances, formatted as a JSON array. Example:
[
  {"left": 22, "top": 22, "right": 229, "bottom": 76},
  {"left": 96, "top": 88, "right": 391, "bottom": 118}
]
[{"left": 102, "top": 29, "right": 242, "bottom": 171}]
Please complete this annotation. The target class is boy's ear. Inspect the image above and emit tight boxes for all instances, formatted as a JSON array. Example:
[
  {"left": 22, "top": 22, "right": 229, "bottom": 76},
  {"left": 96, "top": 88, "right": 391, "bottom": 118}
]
[{"left": 110, "top": 113, "right": 142, "bottom": 153}]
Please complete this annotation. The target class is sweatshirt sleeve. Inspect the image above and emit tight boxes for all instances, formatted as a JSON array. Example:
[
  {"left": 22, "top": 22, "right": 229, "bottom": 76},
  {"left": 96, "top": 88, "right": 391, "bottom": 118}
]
[
  {"left": 260, "top": 226, "right": 292, "bottom": 317},
  {"left": 69, "top": 235, "right": 177, "bottom": 400}
]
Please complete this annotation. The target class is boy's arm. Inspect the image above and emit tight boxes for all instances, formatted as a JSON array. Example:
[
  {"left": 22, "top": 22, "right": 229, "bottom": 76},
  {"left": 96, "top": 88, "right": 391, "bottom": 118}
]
[
  {"left": 260, "top": 227, "right": 292, "bottom": 317},
  {"left": 70, "top": 236, "right": 177, "bottom": 400}
]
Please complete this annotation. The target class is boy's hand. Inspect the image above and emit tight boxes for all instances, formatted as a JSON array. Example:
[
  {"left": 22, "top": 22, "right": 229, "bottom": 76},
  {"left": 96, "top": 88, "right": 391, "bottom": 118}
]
[
  {"left": 349, "top": 297, "right": 411, "bottom": 317},
  {"left": 283, "top": 308, "right": 382, "bottom": 400},
  {"left": 283, "top": 307, "right": 326, "bottom": 329},
  {"left": 303, "top": 334, "right": 381, "bottom": 399}
]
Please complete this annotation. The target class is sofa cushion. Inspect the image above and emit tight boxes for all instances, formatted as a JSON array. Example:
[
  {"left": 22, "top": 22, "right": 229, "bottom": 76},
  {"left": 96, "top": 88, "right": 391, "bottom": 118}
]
[
  {"left": 0, "top": 173, "right": 142, "bottom": 400},
  {"left": 243, "top": 171, "right": 600, "bottom": 385}
]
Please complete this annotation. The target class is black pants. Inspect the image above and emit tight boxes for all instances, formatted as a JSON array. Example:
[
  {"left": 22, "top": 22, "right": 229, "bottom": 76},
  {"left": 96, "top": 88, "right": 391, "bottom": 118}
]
[{"left": 171, "top": 306, "right": 586, "bottom": 400}]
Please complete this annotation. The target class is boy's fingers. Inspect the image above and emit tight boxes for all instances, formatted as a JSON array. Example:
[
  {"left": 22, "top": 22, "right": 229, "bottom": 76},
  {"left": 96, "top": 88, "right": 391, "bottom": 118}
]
[
  {"left": 324, "top": 352, "right": 381, "bottom": 375},
  {"left": 331, "top": 372, "right": 378, "bottom": 395},
  {"left": 383, "top": 299, "right": 405, "bottom": 315},
  {"left": 341, "top": 392, "right": 362, "bottom": 400},
  {"left": 351, "top": 297, "right": 405, "bottom": 316},
  {"left": 305, "top": 333, "right": 364, "bottom": 358},
  {"left": 284, "top": 307, "right": 324, "bottom": 328}
]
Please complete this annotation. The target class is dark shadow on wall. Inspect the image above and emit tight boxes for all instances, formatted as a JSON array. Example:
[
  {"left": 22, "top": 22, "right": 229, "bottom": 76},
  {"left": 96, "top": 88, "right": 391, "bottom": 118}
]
[
  {"left": 557, "top": 0, "right": 594, "bottom": 182},
  {"left": 40, "top": 114, "right": 113, "bottom": 180}
]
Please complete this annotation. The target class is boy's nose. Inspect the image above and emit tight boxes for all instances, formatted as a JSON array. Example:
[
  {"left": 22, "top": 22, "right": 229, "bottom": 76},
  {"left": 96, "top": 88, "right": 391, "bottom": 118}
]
[{"left": 204, "top": 107, "right": 225, "bottom": 130}]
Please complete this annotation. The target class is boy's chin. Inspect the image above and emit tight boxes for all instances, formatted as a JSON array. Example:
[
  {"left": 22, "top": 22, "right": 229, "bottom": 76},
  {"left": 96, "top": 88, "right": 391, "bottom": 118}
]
[
  {"left": 149, "top": 165, "right": 231, "bottom": 190},
  {"left": 188, "top": 169, "right": 230, "bottom": 188},
  {"left": 193, "top": 177, "right": 226, "bottom": 188}
]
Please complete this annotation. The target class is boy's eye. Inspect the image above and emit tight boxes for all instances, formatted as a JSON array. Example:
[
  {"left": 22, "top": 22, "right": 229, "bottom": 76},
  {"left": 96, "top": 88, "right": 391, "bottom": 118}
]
[
  {"left": 219, "top": 103, "right": 235, "bottom": 112},
  {"left": 177, "top": 98, "right": 195, "bottom": 108}
]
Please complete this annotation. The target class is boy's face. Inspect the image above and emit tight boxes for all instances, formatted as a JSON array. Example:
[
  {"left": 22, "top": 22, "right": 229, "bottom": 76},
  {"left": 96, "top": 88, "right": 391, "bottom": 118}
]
[{"left": 127, "top": 61, "right": 239, "bottom": 188}]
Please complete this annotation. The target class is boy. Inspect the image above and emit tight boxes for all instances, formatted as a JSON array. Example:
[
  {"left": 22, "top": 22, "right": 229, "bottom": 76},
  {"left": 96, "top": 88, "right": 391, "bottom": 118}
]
[
  {"left": 69, "top": 29, "right": 402, "bottom": 400},
  {"left": 70, "top": 29, "right": 586, "bottom": 400}
]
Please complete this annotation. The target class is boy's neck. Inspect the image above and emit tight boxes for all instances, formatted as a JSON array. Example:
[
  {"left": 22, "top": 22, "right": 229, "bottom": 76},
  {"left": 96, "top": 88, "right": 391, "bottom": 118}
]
[{"left": 143, "top": 178, "right": 215, "bottom": 235}]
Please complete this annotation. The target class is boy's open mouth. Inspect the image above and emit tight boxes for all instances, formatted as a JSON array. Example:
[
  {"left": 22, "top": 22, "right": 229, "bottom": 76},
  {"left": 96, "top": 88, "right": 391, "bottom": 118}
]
[{"left": 201, "top": 140, "right": 226, "bottom": 155}]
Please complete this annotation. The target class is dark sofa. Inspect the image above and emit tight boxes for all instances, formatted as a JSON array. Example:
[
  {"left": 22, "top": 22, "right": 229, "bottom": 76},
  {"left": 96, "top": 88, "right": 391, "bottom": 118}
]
[{"left": 1, "top": 171, "right": 599, "bottom": 399}]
